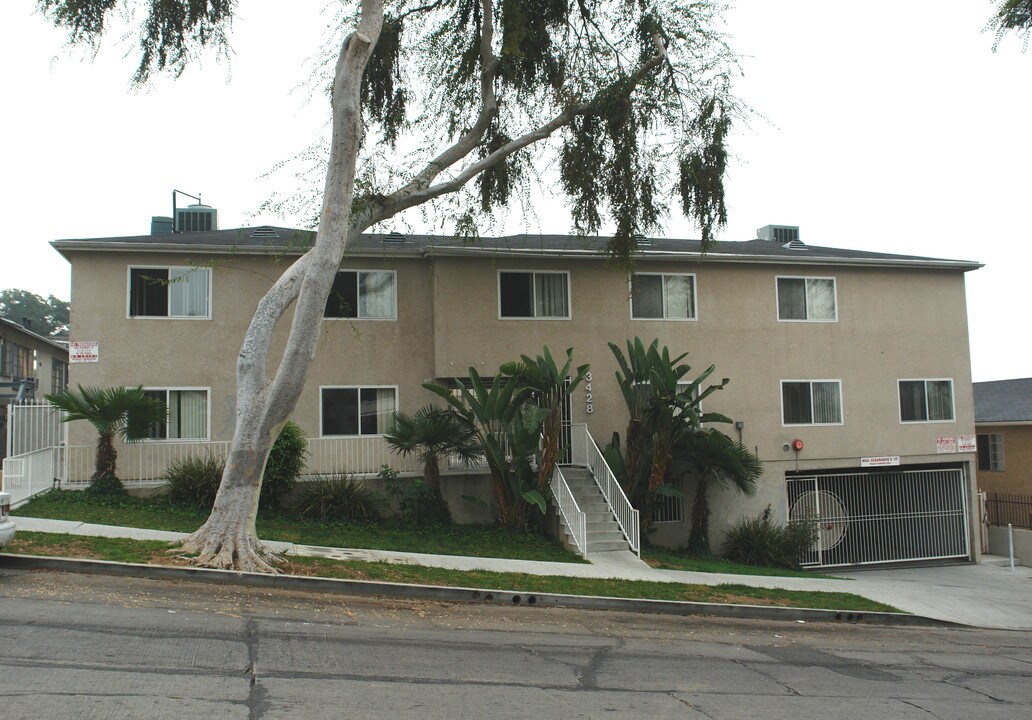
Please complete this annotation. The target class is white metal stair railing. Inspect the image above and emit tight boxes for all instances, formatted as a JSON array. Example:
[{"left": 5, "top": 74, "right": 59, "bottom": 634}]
[
  {"left": 1, "top": 446, "right": 61, "bottom": 508},
  {"left": 550, "top": 465, "right": 587, "bottom": 557},
  {"left": 569, "top": 423, "right": 640, "bottom": 556}
]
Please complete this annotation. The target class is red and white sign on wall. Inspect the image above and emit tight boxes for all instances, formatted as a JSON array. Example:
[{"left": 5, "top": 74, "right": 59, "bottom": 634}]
[
  {"left": 956, "top": 434, "right": 977, "bottom": 453},
  {"left": 936, "top": 436, "right": 957, "bottom": 454},
  {"left": 69, "top": 341, "right": 99, "bottom": 363}
]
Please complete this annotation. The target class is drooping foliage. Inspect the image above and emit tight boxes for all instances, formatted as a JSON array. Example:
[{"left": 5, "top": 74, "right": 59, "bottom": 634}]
[{"left": 988, "top": 0, "right": 1032, "bottom": 51}]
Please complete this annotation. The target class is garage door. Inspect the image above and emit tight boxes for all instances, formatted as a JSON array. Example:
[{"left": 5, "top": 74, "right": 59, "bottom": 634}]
[{"left": 787, "top": 468, "right": 970, "bottom": 568}]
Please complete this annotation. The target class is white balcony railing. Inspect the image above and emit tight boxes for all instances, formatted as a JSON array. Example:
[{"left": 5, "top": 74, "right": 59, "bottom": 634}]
[
  {"left": 2, "top": 446, "right": 60, "bottom": 507},
  {"left": 569, "top": 423, "right": 640, "bottom": 555}
]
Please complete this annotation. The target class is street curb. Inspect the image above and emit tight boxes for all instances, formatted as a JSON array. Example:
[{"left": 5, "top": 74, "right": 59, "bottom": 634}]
[{"left": 0, "top": 553, "right": 962, "bottom": 628}]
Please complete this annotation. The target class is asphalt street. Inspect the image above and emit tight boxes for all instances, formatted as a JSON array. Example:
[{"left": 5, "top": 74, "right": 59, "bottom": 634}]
[{"left": 1, "top": 568, "right": 1030, "bottom": 719}]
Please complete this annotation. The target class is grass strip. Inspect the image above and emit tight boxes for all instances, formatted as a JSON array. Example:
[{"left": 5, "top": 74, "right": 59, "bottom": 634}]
[
  {"left": 641, "top": 547, "right": 843, "bottom": 580},
  {"left": 3, "top": 531, "right": 901, "bottom": 613},
  {"left": 15, "top": 490, "right": 582, "bottom": 564}
]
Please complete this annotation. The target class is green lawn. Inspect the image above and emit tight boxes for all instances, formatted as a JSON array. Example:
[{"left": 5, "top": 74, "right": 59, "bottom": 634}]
[
  {"left": 15, "top": 490, "right": 582, "bottom": 563},
  {"left": 2, "top": 531, "right": 901, "bottom": 614}
]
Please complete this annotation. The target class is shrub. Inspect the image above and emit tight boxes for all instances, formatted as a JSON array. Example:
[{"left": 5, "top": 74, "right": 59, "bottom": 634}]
[
  {"left": 722, "top": 505, "right": 817, "bottom": 569},
  {"left": 382, "top": 464, "right": 453, "bottom": 525},
  {"left": 294, "top": 473, "right": 385, "bottom": 521},
  {"left": 164, "top": 454, "right": 225, "bottom": 509},
  {"left": 261, "top": 420, "right": 308, "bottom": 510}
]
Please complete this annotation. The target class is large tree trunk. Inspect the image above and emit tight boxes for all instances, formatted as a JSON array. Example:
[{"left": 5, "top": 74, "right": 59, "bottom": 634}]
[{"left": 175, "top": 1, "right": 384, "bottom": 571}]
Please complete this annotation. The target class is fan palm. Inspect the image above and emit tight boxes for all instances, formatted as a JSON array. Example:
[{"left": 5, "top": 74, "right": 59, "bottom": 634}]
[
  {"left": 45, "top": 385, "right": 166, "bottom": 491},
  {"left": 384, "top": 404, "right": 481, "bottom": 491},
  {"left": 683, "top": 430, "right": 762, "bottom": 555}
]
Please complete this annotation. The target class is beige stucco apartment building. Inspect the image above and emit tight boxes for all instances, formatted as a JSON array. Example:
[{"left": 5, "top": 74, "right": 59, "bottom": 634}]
[{"left": 52, "top": 222, "right": 983, "bottom": 567}]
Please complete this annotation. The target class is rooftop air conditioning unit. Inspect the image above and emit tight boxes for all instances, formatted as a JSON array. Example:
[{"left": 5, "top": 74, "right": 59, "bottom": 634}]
[
  {"left": 176, "top": 204, "right": 218, "bottom": 233},
  {"left": 756, "top": 225, "right": 800, "bottom": 243}
]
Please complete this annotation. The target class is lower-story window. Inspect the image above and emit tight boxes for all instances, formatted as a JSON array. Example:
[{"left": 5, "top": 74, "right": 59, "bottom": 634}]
[
  {"left": 321, "top": 386, "right": 398, "bottom": 436},
  {"left": 143, "top": 388, "right": 209, "bottom": 440},
  {"left": 782, "top": 380, "right": 843, "bottom": 425}
]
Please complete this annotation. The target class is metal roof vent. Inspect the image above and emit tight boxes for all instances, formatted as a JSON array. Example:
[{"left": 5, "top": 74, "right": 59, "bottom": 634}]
[
  {"left": 783, "top": 239, "right": 807, "bottom": 250},
  {"left": 757, "top": 224, "right": 800, "bottom": 244},
  {"left": 383, "top": 231, "right": 407, "bottom": 244},
  {"left": 251, "top": 226, "right": 280, "bottom": 238},
  {"left": 634, "top": 234, "right": 651, "bottom": 247}
]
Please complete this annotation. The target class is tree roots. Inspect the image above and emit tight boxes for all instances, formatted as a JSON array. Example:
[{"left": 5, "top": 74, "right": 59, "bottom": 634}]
[{"left": 172, "top": 525, "right": 283, "bottom": 574}]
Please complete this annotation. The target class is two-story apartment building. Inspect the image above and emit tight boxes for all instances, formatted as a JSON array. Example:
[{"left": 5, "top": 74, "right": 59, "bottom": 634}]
[
  {"left": 51, "top": 221, "right": 983, "bottom": 567},
  {"left": 1, "top": 316, "right": 69, "bottom": 458}
]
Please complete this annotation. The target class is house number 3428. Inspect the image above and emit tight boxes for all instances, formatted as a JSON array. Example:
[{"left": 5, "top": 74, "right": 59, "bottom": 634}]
[{"left": 585, "top": 372, "right": 593, "bottom": 414}]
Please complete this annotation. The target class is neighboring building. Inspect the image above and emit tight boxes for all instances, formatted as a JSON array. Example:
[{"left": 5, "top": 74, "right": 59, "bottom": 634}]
[
  {"left": 0, "top": 316, "right": 69, "bottom": 399},
  {"left": 1, "top": 315, "right": 70, "bottom": 458},
  {"left": 51, "top": 219, "right": 983, "bottom": 567},
  {"left": 974, "top": 377, "right": 1032, "bottom": 495}
]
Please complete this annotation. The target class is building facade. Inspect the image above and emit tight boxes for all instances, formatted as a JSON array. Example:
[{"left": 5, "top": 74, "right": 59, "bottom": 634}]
[{"left": 52, "top": 224, "right": 983, "bottom": 566}]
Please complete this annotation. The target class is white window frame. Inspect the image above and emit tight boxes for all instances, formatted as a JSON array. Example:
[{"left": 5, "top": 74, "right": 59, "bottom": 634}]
[
  {"left": 629, "top": 272, "right": 698, "bottom": 321},
  {"left": 977, "top": 433, "right": 1005, "bottom": 472},
  {"left": 141, "top": 387, "right": 211, "bottom": 442},
  {"left": 126, "top": 265, "right": 212, "bottom": 320},
  {"left": 775, "top": 275, "right": 838, "bottom": 322},
  {"left": 497, "top": 270, "right": 572, "bottom": 320},
  {"left": 780, "top": 379, "right": 844, "bottom": 427},
  {"left": 323, "top": 269, "right": 398, "bottom": 321},
  {"left": 319, "top": 384, "right": 399, "bottom": 438},
  {"left": 897, "top": 378, "right": 956, "bottom": 424}
]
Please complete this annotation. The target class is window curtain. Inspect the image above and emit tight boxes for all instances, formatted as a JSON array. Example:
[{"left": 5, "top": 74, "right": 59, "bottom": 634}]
[
  {"left": 782, "top": 382, "right": 812, "bottom": 424},
  {"left": 169, "top": 268, "right": 209, "bottom": 317},
  {"left": 359, "top": 387, "right": 396, "bottom": 435},
  {"left": 811, "top": 382, "right": 842, "bottom": 423},
  {"left": 359, "top": 271, "right": 394, "bottom": 318},
  {"left": 168, "top": 390, "right": 207, "bottom": 439},
  {"left": 806, "top": 279, "right": 836, "bottom": 320},
  {"left": 631, "top": 275, "right": 663, "bottom": 318},
  {"left": 535, "top": 273, "right": 568, "bottom": 317},
  {"left": 777, "top": 279, "right": 806, "bottom": 319},
  {"left": 899, "top": 381, "right": 927, "bottom": 421},
  {"left": 926, "top": 380, "right": 954, "bottom": 421},
  {"left": 664, "top": 275, "right": 694, "bottom": 319}
]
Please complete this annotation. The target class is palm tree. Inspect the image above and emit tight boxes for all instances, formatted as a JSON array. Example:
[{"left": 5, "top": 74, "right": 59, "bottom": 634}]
[
  {"left": 45, "top": 385, "right": 166, "bottom": 493},
  {"left": 682, "top": 430, "right": 762, "bottom": 555},
  {"left": 384, "top": 404, "right": 481, "bottom": 492}
]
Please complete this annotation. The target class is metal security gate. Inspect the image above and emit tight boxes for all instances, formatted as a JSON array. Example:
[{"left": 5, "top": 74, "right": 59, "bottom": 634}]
[
  {"left": 4, "top": 401, "right": 64, "bottom": 459},
  {"left": 787, "top": 468, "right": 969, "bottom": 568}
]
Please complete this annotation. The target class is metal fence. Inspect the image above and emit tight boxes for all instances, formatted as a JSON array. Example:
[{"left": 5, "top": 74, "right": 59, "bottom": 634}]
[
  {"left": 787, "top": 467, "right": 969, "bottom": 568},
  {"left": 2, "top": 446, "right": 61, "bottom": 507},
  {"left": 4, "top": 401, "right": 64, "bottom": 459},
  {"left": 986, "top": 492, "right": 1032, "bottom": 530}
]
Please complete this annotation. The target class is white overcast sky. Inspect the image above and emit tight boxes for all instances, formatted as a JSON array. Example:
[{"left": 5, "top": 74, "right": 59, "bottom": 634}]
[{"left": 0, "top": 1, "right": 1028, "bottom": 382}]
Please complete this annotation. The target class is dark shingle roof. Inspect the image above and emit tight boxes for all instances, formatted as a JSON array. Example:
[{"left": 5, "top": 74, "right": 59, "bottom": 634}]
[
  {"left": 51, "top": 227, "right": 982, "bottom": 270},
  {"left": 974, "top": 378, "right": 1032, "bottom": 423}
]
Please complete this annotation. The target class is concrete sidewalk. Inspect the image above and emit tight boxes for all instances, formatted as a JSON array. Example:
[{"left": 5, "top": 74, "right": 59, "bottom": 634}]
[{"left": 12, "top": 516, "right": 1032, "bottom": 630}]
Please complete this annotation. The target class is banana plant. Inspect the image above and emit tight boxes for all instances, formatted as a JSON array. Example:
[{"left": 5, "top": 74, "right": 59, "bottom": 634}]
[
  {"left": 424, "top": 369, "right": 549, "bottom": 528},
  {"left": 501, "top": 346, "right": 589, "bottom": 488}
]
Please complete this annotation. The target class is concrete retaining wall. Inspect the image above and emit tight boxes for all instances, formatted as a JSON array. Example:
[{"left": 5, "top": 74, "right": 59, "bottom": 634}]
[{"left": 988, "top": 524, "right": 1032, "bottom": 564}]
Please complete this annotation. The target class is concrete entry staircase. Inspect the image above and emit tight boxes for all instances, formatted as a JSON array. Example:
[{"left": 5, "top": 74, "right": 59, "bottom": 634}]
[{"left": 558, "top": 466, "right": 633, "bottom": 554}]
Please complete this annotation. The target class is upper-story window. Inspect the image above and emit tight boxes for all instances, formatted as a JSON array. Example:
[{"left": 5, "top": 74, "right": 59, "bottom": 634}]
[
  {"left": 129, "top": 267, "right": 211, "bottom": 318},
  {"left": 898, "top": 379, "right": 954, "bottom": 423},
  {"left": 499, "top": 271, "right": 570, "bottom": 319},
  {"left": 324, "top": 270, "right": 396, "bottom": 319},
  {"left": 1, "top": 340, "right": 35, "bottom": 379},
  {"left": 777, "top": 276, "right": 837, "bottom": 321},
  {"left": 142, "top": 388, "right": 209, "bottom": 440},
  {"left": 977, "top": 433, "right": 1005, "bottom": 472},
  {"left": 631, "top": 273, "right": 696, "bottom": 320},
  {"left": 782, "top": 380, "right": 843, "bottom": 425}
]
